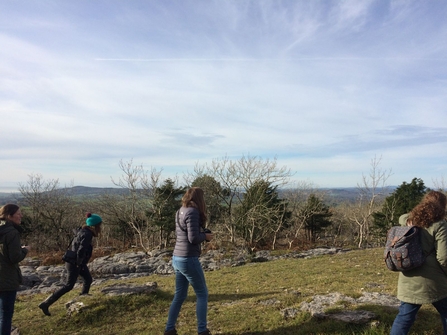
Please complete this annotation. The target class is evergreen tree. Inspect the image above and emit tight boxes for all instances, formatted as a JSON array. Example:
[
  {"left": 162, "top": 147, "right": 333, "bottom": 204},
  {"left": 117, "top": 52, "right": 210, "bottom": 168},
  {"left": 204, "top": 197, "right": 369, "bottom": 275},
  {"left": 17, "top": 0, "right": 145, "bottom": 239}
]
[
  {"left": 299, "top": 194, "right": 332, "bottom": 243},
  {"left": 148, "top": 179, "right": 186, "bottom": 247},
  {"left": 191, "top": 175, "right": 225, "bottom": 228},
  {"left": 373, "top": 178, "right": 427, "bottom": 236}
]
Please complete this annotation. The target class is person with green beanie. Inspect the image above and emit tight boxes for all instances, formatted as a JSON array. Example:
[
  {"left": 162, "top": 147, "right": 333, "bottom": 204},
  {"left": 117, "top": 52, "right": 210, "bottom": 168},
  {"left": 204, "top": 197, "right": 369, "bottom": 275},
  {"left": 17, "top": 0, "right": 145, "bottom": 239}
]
[{"left": 38, "top": 212, "right": 103, "bottom": 316}]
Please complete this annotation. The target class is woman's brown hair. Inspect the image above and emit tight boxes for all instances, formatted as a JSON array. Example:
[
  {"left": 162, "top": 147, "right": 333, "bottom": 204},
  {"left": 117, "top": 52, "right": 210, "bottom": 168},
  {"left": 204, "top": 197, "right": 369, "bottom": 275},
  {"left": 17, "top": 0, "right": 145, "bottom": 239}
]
[
  {"left": 0, "top": 204, "right": 19, "bottom": 220},
  {"left": 81, "top": 223, "right": 102, "bottom": 237},
  {"left": 424, "top": 190, "right": 447, "bottom": 209},
  {"left": 410, "top": 191, "right": 446, "bottom": 228},
  {"left": 182, "top": 187, "right": 207, "bottom": 226}
]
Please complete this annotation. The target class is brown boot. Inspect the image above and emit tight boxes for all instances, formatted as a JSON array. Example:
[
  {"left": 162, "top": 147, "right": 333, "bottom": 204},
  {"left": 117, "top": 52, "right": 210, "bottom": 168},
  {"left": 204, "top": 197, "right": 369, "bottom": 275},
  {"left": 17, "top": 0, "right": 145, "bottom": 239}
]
[
  {"left": 164, "top": 329, "right": 178, "bottom": 335},
  {"left": 199, "top": 330, "right": 211, "bottom": 335}
]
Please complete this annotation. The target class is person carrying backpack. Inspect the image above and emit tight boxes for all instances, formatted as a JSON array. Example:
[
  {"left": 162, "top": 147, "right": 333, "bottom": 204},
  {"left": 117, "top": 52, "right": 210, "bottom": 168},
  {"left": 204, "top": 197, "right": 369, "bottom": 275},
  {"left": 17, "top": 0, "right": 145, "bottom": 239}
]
[
  {"left": 38, "top": 212, "right": 103, "bottom": 316},
  {"left": 390, "top": 191, "right": 447, "bottom": 335}
]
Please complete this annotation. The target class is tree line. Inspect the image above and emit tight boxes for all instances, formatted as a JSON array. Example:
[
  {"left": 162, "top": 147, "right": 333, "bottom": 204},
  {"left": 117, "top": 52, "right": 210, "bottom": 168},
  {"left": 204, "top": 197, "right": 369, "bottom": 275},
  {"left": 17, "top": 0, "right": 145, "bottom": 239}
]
[{"left": 13, "top": 155, "right": 446, "bottom": 254}]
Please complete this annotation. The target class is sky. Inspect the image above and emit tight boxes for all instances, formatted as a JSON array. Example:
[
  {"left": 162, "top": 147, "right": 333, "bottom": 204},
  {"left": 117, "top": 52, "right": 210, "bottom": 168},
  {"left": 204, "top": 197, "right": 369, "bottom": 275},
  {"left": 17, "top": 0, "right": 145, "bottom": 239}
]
[{"left": 1, "top": 0, "right": 447, "bottom": 191}]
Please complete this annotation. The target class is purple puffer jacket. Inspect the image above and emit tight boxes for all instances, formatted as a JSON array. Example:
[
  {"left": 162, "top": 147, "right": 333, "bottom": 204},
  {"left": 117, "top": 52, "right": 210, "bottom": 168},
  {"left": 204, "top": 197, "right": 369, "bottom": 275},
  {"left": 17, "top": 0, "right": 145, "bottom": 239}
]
[{"left": 173, "top": 207, "right": 207, "bottom": 257}]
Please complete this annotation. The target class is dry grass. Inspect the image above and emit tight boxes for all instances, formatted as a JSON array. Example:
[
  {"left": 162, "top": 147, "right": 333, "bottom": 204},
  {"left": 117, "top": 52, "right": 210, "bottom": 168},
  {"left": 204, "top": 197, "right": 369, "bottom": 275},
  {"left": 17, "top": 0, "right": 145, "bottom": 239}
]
[{"left": 13, "top": 248, "right": 445, "bottom": 335}]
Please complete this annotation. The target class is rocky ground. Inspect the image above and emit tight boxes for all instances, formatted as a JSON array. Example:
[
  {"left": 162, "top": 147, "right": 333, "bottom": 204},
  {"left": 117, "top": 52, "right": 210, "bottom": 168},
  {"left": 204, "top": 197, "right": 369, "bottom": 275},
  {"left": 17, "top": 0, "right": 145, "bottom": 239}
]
[{"left": 18, "top": 247, "right": 399, "bottom": 326}]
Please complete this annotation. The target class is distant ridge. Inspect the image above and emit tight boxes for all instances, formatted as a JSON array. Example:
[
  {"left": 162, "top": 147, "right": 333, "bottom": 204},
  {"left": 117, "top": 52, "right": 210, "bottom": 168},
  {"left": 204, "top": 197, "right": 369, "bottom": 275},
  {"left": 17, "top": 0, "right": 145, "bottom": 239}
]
[
  {"left": 68, "top": 186, "right": 128, "bottom": 196},
  {"left": 0, "top": 185, "right": 396, "bottom": 205},
  {"left": 0, "top": 186, "right": 128, "bottom": 204}
]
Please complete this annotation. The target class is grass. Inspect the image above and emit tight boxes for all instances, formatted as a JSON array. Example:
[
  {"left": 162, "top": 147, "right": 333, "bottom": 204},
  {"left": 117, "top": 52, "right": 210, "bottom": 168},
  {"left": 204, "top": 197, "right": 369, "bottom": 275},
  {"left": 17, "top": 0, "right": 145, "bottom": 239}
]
[{"left": 13, "top": 248, "right": 445, "bottom": 335}]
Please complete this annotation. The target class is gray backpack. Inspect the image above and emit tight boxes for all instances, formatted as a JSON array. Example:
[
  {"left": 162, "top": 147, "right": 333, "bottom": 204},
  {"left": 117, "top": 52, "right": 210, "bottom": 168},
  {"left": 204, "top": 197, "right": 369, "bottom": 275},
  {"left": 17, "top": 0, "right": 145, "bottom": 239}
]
[{"left": 384, "top": 226, "right": 426, "bottom": 272}]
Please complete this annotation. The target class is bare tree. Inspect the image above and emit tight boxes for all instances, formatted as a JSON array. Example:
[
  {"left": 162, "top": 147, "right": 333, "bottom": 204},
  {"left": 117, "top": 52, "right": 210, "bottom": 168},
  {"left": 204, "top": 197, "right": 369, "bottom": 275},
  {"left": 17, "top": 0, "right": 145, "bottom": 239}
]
[
  {"left": 433, "top": 176, "right": 447, "bottom": 193},
  {"left": 18, "top": 174, "right": 81, "bottom": 251},
  {"left": 346, "top": 156, "right": 392, "bottom": 248},
  {"left": 102, "top": 159, "right": 163, "bottom": 252},
  {"left": 185, "top": 155, "right": 293, "bottom": 247}
]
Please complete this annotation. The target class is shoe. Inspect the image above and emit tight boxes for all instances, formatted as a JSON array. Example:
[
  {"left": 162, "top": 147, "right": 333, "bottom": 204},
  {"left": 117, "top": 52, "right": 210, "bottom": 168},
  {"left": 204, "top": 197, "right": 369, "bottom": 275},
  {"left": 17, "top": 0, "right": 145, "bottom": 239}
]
[
  {"left": 38, "top": 302, "right": 51, "bottom": 316},
  {"left": 164, "top": 329, "right": 178, "bottom": 335},
  {"left": 199, "top": 329, "right": 211, "bottom": 335}
]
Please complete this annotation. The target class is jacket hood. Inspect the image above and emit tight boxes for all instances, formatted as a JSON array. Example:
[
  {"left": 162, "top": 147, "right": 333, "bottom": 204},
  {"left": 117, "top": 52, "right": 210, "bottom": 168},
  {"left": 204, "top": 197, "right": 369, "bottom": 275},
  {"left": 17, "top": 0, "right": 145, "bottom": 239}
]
[{"left": 0, "top": 220, "right": 18, "bottom": 235}]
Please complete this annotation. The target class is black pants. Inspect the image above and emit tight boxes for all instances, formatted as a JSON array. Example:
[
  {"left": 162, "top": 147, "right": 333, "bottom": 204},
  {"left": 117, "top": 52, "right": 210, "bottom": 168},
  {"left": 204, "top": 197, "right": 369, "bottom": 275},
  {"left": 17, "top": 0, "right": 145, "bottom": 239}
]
[
  {"left": 0, "top": 291, "right": 16, "bottom": 335},
  {"left": 51, "top": 262, "right": 93, "bottom": 300}
]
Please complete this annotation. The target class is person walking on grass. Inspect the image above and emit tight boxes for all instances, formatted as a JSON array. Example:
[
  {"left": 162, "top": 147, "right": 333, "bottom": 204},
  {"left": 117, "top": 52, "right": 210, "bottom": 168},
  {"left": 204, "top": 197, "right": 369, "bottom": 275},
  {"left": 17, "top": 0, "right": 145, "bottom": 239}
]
[
  {"left": 0, "top": 204, "right": 30, "bottom": 335},
  {"left": 38, "top": 212, "right": 102, "bottom": 316},
  {"left": 390, "top": 191, "right": 447, "bottom": 335},
  {"left": 164, "top": 187, "right": 214, "bottom": 335}
]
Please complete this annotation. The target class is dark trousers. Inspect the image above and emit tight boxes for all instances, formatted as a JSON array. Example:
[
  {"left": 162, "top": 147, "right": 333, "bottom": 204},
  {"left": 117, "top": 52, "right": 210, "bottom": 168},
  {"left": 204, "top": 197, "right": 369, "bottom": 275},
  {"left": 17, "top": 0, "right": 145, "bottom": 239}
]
[
  {"left": 51, "top": 262, "right": 93, "bottom": 301},
  {"left": 0, "top": 290, "right": 17, "bottom": 335}
]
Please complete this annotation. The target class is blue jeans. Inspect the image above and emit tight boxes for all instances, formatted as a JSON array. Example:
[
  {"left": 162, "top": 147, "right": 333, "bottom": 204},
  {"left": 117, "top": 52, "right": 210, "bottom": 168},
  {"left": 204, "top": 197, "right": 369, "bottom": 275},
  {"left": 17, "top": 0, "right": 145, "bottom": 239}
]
[
  {"left": 0, "top": 291, "right": 17, "bottom": 335},
  {"left": 165, "top": 256, "right": 209, "bottom": 333},
  {"left": 391, "top": 297, "right": 447, "bottom": 334}
]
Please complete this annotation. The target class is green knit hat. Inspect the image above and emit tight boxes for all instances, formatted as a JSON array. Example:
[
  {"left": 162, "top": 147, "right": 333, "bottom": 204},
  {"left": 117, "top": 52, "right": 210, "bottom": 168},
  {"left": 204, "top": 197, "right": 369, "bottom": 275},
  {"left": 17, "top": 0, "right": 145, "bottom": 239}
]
[{"left": 86, "top": 213, "right": 102, "bottom": 226}]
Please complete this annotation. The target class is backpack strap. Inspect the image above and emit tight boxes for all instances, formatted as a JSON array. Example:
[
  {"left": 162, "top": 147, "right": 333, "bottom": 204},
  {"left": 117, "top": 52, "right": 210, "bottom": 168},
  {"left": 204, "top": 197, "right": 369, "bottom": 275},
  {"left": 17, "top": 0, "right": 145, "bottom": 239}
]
[
  {"left": 176, "top": 210, "right": 187, "bottom": 233},
  {"left": 66, "top": 233, "right": 77, "bottom": 250}
]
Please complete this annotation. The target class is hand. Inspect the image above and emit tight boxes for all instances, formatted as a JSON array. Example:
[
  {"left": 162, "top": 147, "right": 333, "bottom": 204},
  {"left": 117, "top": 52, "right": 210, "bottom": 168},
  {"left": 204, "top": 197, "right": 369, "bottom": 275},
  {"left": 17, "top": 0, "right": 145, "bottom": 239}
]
[
  {"left": 205, "top": 233, "right": 214, "bottom": 242},
  {"left": 22, "top": 245, "right": 31, "bottom": 251}
]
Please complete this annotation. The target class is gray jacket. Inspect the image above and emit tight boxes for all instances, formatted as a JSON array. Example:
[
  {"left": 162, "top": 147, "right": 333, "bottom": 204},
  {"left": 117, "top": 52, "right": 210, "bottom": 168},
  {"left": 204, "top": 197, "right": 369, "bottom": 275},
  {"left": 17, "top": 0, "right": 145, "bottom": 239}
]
[{"left": 173, "top": 207, "right": 207, "bottom": 257}]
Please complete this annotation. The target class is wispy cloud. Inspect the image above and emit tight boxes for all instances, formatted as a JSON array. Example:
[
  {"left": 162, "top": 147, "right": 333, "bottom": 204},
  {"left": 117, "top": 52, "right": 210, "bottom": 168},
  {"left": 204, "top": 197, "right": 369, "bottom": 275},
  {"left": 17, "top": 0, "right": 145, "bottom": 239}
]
[{"left": 0, "top": 0, "right": 446, "bottom": 189}]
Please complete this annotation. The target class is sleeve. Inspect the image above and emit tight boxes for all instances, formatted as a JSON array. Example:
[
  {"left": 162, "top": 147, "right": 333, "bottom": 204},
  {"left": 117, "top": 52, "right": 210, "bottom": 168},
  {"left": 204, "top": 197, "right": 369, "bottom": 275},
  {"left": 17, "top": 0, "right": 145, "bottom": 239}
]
[
  {"left": 5, "top": 231, "right": 27, "bottom": 264},
  {"left": 76, "top": 230, "right": 93, "bottom": 265},
  {"left": 185, "top": 209, "right": 206, "bottom": 245},
  {"left": 434, "top": 221, "right": 447, "bottom": 275}
]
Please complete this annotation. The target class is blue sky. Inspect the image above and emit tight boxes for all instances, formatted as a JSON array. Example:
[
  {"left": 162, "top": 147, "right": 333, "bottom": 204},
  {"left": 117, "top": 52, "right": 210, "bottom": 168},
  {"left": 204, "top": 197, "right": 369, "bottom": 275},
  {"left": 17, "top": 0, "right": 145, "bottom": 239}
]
[{"left": 1, "top": 0, "right": 446, "bottom": 190}]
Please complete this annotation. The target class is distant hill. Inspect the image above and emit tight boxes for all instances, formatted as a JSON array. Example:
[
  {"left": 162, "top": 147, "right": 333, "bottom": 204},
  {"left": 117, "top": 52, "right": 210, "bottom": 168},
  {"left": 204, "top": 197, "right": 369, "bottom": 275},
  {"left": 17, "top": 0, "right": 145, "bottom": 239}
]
[
  {"left": 0, "top": 186, "right": 128, "bottom": 205},
  {"left": 0, "top": 192, "right": 21, "bottom": 204},
  {"left": 324, "top": 186, "right": 396, "bottom": 205},
  {"left": 68, "top": 186, "right": 129, "bottom": 197},
  {"left": 0, "top": 185, "right": 395, "bottom": 206},
  {"left": 324, "top": 188, "right": 360, "bottom": 203}
]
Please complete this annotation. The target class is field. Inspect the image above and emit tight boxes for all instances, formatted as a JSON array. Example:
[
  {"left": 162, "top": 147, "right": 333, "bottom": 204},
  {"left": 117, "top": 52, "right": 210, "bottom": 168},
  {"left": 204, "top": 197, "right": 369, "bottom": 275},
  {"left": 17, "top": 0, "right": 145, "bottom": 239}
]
[{"left": 13, "top": 248, "right": 443, "bottom": 335}]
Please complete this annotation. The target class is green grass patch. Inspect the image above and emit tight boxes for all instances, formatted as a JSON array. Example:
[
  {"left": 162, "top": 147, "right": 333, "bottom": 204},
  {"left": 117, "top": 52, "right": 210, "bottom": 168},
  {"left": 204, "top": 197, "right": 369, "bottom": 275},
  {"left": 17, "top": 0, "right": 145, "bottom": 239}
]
[{"left": 13, "top": 248, "right": 445, "bottom": 334}]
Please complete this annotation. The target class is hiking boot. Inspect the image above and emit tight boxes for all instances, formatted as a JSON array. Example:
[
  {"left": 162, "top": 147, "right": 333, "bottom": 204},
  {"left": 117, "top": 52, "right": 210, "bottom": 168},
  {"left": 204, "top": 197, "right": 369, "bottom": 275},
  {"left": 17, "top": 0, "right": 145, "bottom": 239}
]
[
  {"left": 38, "top": 292, "right": 61, "bottom": 316},
  {"left": 164, "top": 329, "right": 178, "bottom": 335},
  {"left": 38, "top": 301, "right": 51, "bottom": 316},
  {"left": 198, "top": 329, "right": 211, "bottom": 335}
]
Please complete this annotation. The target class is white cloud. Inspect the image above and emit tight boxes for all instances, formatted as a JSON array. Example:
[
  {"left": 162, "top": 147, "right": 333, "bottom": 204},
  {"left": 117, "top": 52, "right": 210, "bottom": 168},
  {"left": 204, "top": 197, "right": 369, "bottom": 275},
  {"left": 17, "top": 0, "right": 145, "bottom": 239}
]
[{"left": 0, "top": 0, "right": 446, "bottom": 189}]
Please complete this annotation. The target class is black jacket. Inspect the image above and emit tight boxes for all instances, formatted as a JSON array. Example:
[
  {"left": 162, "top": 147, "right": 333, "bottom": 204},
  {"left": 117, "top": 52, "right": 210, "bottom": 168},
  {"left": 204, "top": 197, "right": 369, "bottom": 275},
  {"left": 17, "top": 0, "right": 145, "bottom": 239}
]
[
  {"left": 0, "top": 220, "right": 28, "bottom": 290},
  {"left": 68, "top": 227, "right": 94, "bottom": 266}
]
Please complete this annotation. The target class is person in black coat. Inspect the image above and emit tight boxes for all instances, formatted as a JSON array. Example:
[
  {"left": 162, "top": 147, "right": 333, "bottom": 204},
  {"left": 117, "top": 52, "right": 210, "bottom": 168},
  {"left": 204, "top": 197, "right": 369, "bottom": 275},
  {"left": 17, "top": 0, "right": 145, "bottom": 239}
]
[
  {"left": 0, "top": 204, "right": 30, "bottom": 335},
  {"left": 38, "top": 213, "right": 102, "bottom": 316}
]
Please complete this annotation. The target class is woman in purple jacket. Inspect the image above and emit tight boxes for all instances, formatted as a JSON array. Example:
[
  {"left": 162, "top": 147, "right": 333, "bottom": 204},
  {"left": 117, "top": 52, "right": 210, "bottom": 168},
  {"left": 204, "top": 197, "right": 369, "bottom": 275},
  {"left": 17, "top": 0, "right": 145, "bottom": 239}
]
[{"left": 164, "top": 187, "right": 214, "bottom": 335}]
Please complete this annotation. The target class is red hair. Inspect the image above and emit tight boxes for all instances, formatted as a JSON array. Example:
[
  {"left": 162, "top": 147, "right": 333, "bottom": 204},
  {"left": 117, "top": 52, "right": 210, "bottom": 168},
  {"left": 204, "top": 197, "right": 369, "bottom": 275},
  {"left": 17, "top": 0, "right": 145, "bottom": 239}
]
[{"left": 410, "top": 191, "right": 446, "bottom": 228}]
